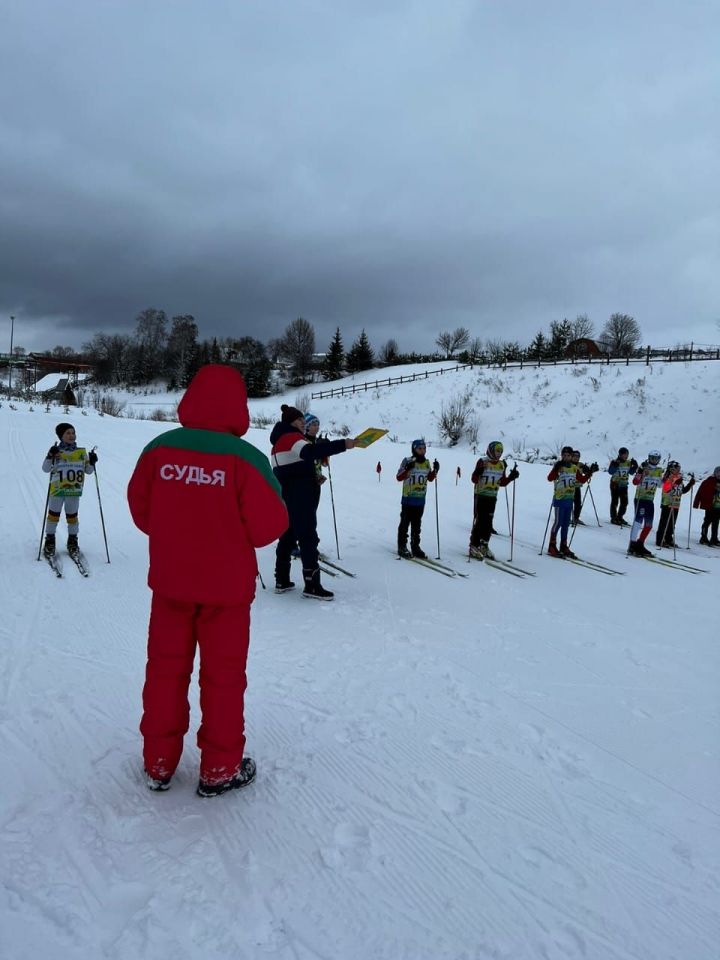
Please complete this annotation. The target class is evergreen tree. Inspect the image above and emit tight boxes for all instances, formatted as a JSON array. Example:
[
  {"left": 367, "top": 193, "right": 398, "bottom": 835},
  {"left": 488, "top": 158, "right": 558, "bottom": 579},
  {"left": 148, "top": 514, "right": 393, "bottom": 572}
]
[
  {"left": 232, "top": 336, "right": 272, "bottom": 397},
  {"left": 346, "top": 329, "right": 375, "bottom": 373},
  {"left": 548, "top": 318, "right": 573, "bottom": 358},
  {"left": 165, "top": 315, "right": 199, "bottom": 389},
  {"left": 527, "top": 331, "right": 548, "bottom": 360},
  {"left": 323, "top": 327, "right": 345, "bottom": 380}
]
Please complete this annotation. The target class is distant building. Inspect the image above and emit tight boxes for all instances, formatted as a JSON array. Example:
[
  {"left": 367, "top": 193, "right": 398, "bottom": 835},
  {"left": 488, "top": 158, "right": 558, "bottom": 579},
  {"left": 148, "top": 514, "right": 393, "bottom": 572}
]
[
  {"left": 38, "top": 376, "right": 78, "bottom": 405},
  {"left": 565, "top": 338, "right": 608, "bottom": 359}
]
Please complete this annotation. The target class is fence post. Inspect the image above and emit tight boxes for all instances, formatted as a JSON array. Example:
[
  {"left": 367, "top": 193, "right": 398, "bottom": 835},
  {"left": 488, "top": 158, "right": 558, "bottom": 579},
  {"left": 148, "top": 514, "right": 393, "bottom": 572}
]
[
  {"left": 689, "top": 341, "right": 693, "bottom": 361},
  {"left": 645, "top": 345, "right": 650, "bottom": 366}
]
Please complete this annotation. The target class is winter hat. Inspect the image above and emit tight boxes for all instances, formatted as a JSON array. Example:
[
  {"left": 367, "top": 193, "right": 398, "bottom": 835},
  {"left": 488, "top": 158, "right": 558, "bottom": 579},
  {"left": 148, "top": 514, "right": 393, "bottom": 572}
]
[
  {"left": 618, "top": 447, "right": 629, "bottom": 456},
  {"left": 714, "top": 466, "right": 720, "bottom": 478},
  {"left": 304, "top": 412, "right": 320, "bottom": 428},
  {"left": 411, "top": 438, "right": 426, "bottom": 453},
  {"left": 55, "top": 422, "right": 74, "bottom": 439},
  {"left": 281, "top": 404, "right": 304, "bottom": 424},
  {"left": 561, "top": 445, "right": 573, "bottom": 456},
  {"left": 487, "top": 440, "right": 503, "bottom": 458}
]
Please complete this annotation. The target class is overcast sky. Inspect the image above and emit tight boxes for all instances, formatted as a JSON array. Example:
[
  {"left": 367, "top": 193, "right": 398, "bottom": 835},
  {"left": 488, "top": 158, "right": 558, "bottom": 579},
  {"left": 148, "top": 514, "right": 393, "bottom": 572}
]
[{"left": 1, "top": 0, "right": 719, "bottom": 354}]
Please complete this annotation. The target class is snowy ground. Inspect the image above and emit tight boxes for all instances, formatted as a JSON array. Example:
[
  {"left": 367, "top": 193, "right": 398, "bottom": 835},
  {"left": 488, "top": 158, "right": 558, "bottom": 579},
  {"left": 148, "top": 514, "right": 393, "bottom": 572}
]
[{"left": 1, "top": 361, "right": 718, "bottom": 960}]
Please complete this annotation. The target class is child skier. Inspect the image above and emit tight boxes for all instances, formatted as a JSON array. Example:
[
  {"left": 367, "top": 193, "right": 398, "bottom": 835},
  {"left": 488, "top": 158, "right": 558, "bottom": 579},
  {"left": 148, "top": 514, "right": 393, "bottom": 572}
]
[
  {"left": 693, "top": 466, "right": 720, "bottom": 546},
  {"left": 42, "top": 423, "right": 97, "bottom": 558},
  {"left": 469, "top": 441, "right": 519, "bottom": 559},
  {"left": 628, "top": 449, "right": 664, "bottom": 557},
  {"left": 304, "top": 412, "right": 327, "bottom": 508},
  {"left": 656, "top": 461, "right": 695, "bottom": 547},
  {"left": 608, "top": 447, "right": 638, "bottom": 525},
  {"left": 546, "top": 446, "right": 592, "bottom": 558},
  {"left": 396, "top": 439, "right": 439, "bottom": 559}
]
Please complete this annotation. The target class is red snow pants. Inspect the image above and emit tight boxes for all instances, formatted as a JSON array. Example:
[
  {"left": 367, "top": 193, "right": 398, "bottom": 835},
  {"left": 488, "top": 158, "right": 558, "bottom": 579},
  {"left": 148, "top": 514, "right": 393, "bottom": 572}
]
[{"left": 141, "top": 593, "right": 251, "bottom": 785}]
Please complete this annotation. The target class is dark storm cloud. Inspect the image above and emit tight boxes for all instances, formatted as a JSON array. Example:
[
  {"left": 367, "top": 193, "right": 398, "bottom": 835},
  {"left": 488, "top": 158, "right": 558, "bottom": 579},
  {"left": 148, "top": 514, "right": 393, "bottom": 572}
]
[{"left": 2, "top": 0, "right": 719, "bottom": 353}]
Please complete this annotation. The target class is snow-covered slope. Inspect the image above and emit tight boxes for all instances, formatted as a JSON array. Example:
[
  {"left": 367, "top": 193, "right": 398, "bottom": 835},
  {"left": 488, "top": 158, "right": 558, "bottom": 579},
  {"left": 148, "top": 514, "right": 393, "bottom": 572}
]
[{"left": 1, "top": 362, "right": 718, "bottom": 960}]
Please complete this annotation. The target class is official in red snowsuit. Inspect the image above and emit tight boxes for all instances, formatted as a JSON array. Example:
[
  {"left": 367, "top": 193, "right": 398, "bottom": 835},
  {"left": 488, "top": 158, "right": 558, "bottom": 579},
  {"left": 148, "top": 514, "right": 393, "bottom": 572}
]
[{"left": 128, "top": 365, "right": 288, "bottom": 796}]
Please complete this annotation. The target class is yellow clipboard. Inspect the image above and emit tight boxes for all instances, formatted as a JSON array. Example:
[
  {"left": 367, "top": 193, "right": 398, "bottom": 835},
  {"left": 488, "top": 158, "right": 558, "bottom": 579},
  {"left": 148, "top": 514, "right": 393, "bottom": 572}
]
[{"left": 354, "top": 427, "right": 388, "bottom": 448}]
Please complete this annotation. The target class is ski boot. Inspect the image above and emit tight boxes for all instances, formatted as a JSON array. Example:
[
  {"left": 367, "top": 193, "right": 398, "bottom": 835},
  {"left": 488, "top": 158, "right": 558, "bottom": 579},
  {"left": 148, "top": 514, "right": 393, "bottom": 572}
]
[
  {"left": 478, "top": 540, "right": 495, "bottom": 560},
  {"left": 274, "top": 579, "right": 295, "bottom": 594},
  {"left": 560, "top": 543, "right": 577, "bottom": 559},
  {"left": 398, "top": 543, "right": 412, "bottom": 559},
  {"left": 43, "top": 533, "right": 56, "bottom": 558},
  {"left": 67, "top": 534, "right": 79, "bottom": 557},
  {"left": 144, "top": 770, "right": 172, "bottom": 792},
  {"left": 547, "top": 542, "right": 562, "bottom": 558},
  {"left": 411, "top": 547, "right": 427, "bottom": 560},
  {"left": 469, "top": 544, "right": 484, "bottom": 560},
  {"left": 302, "top": 568, "right": 334, "bottom": 601},
  {"left": 197, "top": 757, "right": 257, "bottom": 798},
  {"left": 610, "top": 517, "right": 622, "bottom": 526},
  {"left": 699, "top": 535, "right": 711, "bottom": 546},
  {"left": 710, "top": 539, "right": 720, "bottom": 547}
]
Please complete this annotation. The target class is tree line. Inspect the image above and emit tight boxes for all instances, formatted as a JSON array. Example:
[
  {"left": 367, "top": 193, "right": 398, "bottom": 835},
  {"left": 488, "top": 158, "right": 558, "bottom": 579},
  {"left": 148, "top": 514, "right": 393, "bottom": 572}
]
[{"left": 35, "top": 308, "right": 643, "bottom": 394}]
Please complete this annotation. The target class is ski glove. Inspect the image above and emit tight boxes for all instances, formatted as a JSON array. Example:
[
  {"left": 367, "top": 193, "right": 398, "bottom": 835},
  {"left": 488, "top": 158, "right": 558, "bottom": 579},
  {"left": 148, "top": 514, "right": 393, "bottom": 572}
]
[
  {"left": 46, "top": 445, "right": 59, "bottom": 460},
  {"left": 630, "top": 458, "right": 638, "bottom": 469},
  {"left": 589, "top": 462, "right": 599, "bottom": 473},
  {"left": 433, "top": 460, "right": 440, "bottom": 473},
  {"left": 508, "top": 466, "right": 520, "bottom": 481},
  {"left": 88, "top": 450, "right": 98, "bottom": 465}
]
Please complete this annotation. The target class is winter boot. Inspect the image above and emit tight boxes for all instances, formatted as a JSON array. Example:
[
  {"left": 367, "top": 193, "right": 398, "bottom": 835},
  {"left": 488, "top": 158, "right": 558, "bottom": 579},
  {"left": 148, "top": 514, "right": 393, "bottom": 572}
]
[
  {"left": 699, "top": 534, "right": 711, "bottom": 546},
  {"left": 67, "top": 534, "right": 79, "bottom": 556},
  {"left": 302, "top": 568, "right": 334, "bottom": 601},
  {"left": 43, "top": 533, "right": 56, "bottom": 558},
  {"left": 710, "top": 539, "right": 720, "bottom": 547},
  {"left": 197, "top": 757, "right": 257, "bottom": 798},
  {"left": 618, "top": 518, "right": 630, "bottom": 527},
  {"left": 411, "top": 547, "right": 427, "bottom": 560},
  {"left": 610, "top": 517, "right": 621, "bottom": 526},
  {"left": 398, "top": 541, "right": 412, "bottom": 558},
  {"left": 638, "top": 542, "right": 654, "bottom": 557},
  {"left": 478, "top": 540, "right": 495, "bottom": 560},
  {"left": 275, "top": 579, "right": 295, "bottom": 594},
  {"left": 560, "top": 543, "right": 577, "bottom": 559},
  {"left": 144, "top": 770, "right": 172, "bottom": 792},
  {"left": 547, "top": 542, "right": 561, "bottom": 558},
  {"left": 469, "top": 544, "right": 484, "bottom": 560}
]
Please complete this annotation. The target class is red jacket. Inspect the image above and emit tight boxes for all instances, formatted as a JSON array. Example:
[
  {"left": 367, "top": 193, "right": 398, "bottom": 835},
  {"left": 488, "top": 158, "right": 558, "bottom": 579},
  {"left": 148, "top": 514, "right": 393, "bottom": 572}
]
[
  {"left": 693, "top": 475, "right": 719, "bottom": 511},
  {"left": 127, "top": 365, "right": 288, "bottom": 605}
]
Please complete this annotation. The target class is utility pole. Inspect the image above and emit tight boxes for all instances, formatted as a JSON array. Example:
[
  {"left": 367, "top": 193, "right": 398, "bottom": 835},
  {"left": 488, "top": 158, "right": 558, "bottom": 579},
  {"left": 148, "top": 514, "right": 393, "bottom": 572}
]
[{"left": 8, "top": 315, "right": 15, "bottom": 394}]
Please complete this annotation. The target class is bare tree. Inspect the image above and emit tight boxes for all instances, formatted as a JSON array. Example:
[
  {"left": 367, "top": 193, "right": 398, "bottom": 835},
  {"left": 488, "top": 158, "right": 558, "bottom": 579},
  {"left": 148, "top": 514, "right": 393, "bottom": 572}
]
[
  {"left": 378, "top": 338, "right": 399, "bottom": 365},
  {"left": 570, "top": 313, "right": 594, "bottom": 341},
  {"left": 278, "top": 317, "right": 316, "bottom": 383},
  {"left": 435, "top": 326, "right": 470, "bottom": 359},
  {"left": 467, "top": 337, "right": 483, "bottom": 361},
  {"left": 600, "top": 313, "right": 642, "bottom": 356}
]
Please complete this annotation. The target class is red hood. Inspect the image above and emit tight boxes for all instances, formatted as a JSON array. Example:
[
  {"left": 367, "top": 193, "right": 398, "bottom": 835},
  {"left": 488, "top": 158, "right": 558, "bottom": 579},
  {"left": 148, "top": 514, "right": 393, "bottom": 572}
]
[{"left": 177, "top": 365, "right": 249, "bottom": 436}]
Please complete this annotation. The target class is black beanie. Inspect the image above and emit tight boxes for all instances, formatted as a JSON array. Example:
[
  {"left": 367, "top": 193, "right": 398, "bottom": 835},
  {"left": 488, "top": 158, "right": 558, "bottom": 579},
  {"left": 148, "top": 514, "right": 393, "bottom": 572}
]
[
  {"left": 281, "top": 404, "right": 304, "bottom": 424},
  {"left": 55, "top": 422, "right": 74, "bottom": 439}
]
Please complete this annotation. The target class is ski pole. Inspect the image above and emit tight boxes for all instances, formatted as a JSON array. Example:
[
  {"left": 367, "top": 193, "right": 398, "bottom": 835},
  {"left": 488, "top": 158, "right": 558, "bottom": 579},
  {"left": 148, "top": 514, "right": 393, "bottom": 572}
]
[
  {"left": 669, "top": 505, "right": 678, "bottom": 562},
  {"left": 539, "top": 498, "right": 554, "bottom": 555},
  {"left": 37, "top": 477, "right": 52, "bottom": 561},
  {"left": 686, "top": 494, "right": 692, "bottom": 550},
  {"left": 586, "top": 479, "right": 602, "bottom": 527},
  {"left": 326, "top": 459, "right": 341, "bottom": 560},
  {"left": 257, "top": 571, "right": 266, "bottom": 590},
  {"left": 92, "top": 449, "right": 111, "bottom": 563},
  {"left": 509, "top": 468, "right": 516, "bottom": 563},
  {"left": 434, "top": 470, "right": 441, "bottom": 559},
  {"left": 504, "top": 483, "right": 511, "bottom": 535}
]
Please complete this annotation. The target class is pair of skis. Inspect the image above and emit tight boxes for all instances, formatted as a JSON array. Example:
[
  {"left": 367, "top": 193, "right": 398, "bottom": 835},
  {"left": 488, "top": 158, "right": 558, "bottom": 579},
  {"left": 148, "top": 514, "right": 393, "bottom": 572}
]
[
  {"left": 544, "top": 553, "right": 625, "bottom": 576},
  {"left": 467, "top": 553, "right": 536, "bottom": 579},
  {"left": 397, "top": 553, "right": 468, "bottom": 578},
  {"left": 627, "top": 552, "right": 708, "bottom": 575},
  {"left": 44, "top": 550, "right": 90, "bottom": 578}
]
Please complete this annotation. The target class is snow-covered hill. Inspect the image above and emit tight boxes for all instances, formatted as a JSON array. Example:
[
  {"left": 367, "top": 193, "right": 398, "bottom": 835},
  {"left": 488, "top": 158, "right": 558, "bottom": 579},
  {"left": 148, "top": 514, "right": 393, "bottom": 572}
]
[{"left": 1, "top": 361, "right": 718, "bottom": 960}]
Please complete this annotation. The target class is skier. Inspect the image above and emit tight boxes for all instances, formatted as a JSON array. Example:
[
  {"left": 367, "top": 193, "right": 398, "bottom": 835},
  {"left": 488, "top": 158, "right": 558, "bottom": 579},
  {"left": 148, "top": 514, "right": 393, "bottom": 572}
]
[
  {"left": 41, "top": 422, "right": 97, "bottom": 558},
  {"left": 469, "top": 441, "right": 519, "bottom": 559},
  {"left": 546, "top": 446, "right": 592, "bottom": 558},
  {"left": 127, "top": 365, "right": 289, "bottom": 797},
  {"left": 628, "top": 449, "right": 664, "bottom": 557},
  {"left": 304, "top": 412, "right": 327, "bottom": 507},
  {"left": 608, "top": 447, "right": 638, "bottom": 525},
  {"left": 693, "top": 466, "right": 720, "bottom": 546},
  {"left": 271, "top": 404, "right": 356, "bottom": 600},
  {"left": 656, "top": 461, "right": 695, "bottom": 547},
  {"left": 396, "top": 439, "right": 439, "bottom": 559}
]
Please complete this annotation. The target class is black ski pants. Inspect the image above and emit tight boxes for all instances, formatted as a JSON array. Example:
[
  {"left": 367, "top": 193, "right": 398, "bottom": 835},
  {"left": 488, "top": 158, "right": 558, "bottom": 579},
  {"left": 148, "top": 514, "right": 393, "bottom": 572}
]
[
  {"left": 573, "top": 486, "right": 583, "bottom": 523},
  {"left": 275, "top": 482, "right": 320, "bottom": 583},
  {"left": 701, "top": 508, "right": 720, "bottom": 542},
  {"left": 398, "top": 503, "right": 425, "bottom": 551},
  {"left": 470, "top": 495, "right": 497, "bottom": 546},
  {"left": 656, "top": 505, "right": 679, "bottom": 546},
  {"left": 610, "top": 483, "right": 628, "bottom": 522}
]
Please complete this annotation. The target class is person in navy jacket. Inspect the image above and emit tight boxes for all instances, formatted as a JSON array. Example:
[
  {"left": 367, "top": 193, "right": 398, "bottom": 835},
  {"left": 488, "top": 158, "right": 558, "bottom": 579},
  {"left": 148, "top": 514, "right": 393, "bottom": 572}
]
[{"left": 270, "top": 404, "right": 356, "bottom": 600}]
